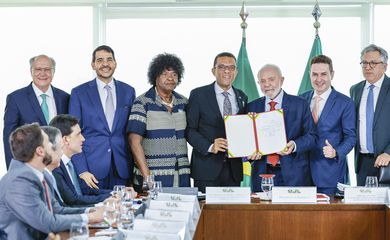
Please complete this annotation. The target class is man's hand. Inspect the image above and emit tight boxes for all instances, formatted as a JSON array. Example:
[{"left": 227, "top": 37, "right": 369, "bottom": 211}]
[
  {"left": 374, "top": 153, "right": 390, "bottom": 167},
  {"left": 247, "top": 152, "right": 262, "bottom": 160},
  {"left": 279, "top": 141, "right": 295, "bottom": 156},
  {"left": 323, "top": 139, "right": 337, "bottom": 159},
  {"left": 211, "top": 138, "right": 228, "bottom": 154},
  {"left": 79, "top": 172, "right": 99, "bottom": 189},
  {"left": 87, "top": 207, "right": 104, "bottom": 224}
]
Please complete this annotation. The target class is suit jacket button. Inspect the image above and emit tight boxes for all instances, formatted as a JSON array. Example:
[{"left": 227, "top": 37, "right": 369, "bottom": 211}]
[{"left": 108, "top": 149, "right": 111, "bottom": 152}]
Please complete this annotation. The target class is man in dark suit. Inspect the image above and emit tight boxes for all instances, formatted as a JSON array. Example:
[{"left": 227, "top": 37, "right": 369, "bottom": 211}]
[
  {"left": 3, "top": 54, "right": 69, "bottom": 169},
  {"left": 301, "top": 55, "right": 356, "bottom": 194},
  {"left": 350, "top": 44, "right": 390, "bottom": 186},
  {"left": 69, "top": 45, "right": 135, "bottom": 190},
  {"left": 186, "top": 52, "right": 248, "bottom": 193},
  {"left": 0, "top": 123, "right": 103, "bottom": 240},
  {"left": 247, "top": 64, "right": 316, "bottom": 192},
  {"left": 50, "top": 114, "right": 111, "bottom": 206}
]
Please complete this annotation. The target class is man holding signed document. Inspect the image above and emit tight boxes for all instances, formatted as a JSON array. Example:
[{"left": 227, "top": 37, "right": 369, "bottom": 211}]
[{"left": 246, "top": 64, "right": 316, "bottom": 192}]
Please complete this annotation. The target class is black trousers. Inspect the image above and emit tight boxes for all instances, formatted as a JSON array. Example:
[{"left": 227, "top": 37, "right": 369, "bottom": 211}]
[{"left": 356, "top": 153, "right": 379, "bottom": 186}]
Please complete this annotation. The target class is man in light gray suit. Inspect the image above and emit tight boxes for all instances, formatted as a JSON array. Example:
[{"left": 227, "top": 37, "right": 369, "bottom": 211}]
[
  {"left": 350, "top": 44, "right": 390, "bottom": 185},
  {"left": 0, "top": 123, "right": 103, "bottom": 240}
]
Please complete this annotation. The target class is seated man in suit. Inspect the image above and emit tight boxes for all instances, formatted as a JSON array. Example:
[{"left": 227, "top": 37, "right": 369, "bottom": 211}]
[
  {"left": 247, "top": 64, "right": 316, "bottom": 191},
  {"left": 3, "top": 54, "right": 69, "bottom": 169},
  {"left": 186, "top": 52, "right": 248, "bottom": 193},
  {"left": 300, "top": 55, "right": 356, "bottom": 194},
  {"left": 0, "top": 123, "right": 103, "bottom": 240},
  {"left": 50, "top": 114, "right": 111, "bottom": 206}
]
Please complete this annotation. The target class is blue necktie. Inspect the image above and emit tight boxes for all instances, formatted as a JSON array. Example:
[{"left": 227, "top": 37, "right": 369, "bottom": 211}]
[
  {"left": 366, "top": 84, "right": 375, "bottom": 153},
  {"left": 67, "top": 161, "right": 82, "bottom": 195},
  {"left": 222, "top": 92, "right": 232, "bottom": 116},
  {"left": 40, "top": 94, "right": 50, "bottom": 124}
]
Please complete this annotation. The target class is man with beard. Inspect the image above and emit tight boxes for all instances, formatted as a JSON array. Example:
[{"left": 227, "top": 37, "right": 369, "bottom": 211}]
[
  {"left": 69, "top": 45, "right": 136, "bottom": 190},
  {"left": 186, "top": 52, "right": 248, "bottom": 193},
  {"left": 0, "top": 123, "right": 103, "bottom": 240}
]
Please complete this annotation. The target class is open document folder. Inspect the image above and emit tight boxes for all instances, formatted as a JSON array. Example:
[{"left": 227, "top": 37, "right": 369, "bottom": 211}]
[{"left": 224, "top": 110, "right": 287, "bottom": 158}]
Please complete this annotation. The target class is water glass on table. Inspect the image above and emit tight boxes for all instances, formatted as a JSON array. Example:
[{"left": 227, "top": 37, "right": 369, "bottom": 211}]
[
  {"left": 365, "top": 176, "right": 378, "bottom": 188},
  {"left": 69, "top": 222, "right": 89, "bottom": 240}
]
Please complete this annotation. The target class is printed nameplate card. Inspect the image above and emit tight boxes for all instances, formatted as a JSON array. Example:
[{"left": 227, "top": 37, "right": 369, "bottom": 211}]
[
  {"left": 133, "top": 219, "right": 190, "bottom": 240},
  {"left": 144, "top": 209, "right": 195, "bottom": 232},
  {"left": 272, "top": 187, "right": 317, "bottom": 203},
  {"left": 122, "top": 230, "right": 180, "bottom": 240},
  {"left": 157, "top": 193, "right": 200, "bottom": 214},
  {"left": 149, "top": 200, "right": 199, "bottom": 220},
  {"left": 344, "top": 187, "right": 387, "bottom": 204},
  {"left": 206, "top": 187, "right": 251, "bottom": 204}
]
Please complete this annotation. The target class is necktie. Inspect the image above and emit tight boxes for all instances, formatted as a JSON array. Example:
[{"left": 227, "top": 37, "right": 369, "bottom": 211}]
[
  {"left": 312, "top": 96, "right": 322, "bottom": 124},
  {"left": 42, "top": 179, "right": 53, "bottom": 212},
  {"left": 104, "top": 85, "right": 115, "bottom": 131},
  {"left": 40, "top": 94, "right": 50, "bottom": 124},
  {"left": 50, "top": 174, "right": 64, "bottom": 203},
  {"left": 67, "top": 161, "right": 82, "bottom": 195},
  {"left": 222, "top": 92, "right": 232, "bottom": 116},
  {"left": 268, "top": 101, "right": 279, "bottom": 166},
  {"left": 366, "top": 84, "right": 375, "bottom": 153}
]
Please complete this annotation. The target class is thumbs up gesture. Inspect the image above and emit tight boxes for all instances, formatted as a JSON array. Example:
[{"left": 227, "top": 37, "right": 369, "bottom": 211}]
[{"left": 323, "top": 139, "right": 337, "bottom": 159}]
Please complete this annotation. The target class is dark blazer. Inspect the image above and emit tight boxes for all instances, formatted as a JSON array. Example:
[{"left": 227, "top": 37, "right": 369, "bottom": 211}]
[
  {"left": 3, "top": 83, "right": 69, "bottom": 169},
  {"left": 301, "top": 88, "right": 356, "bottom": 188},
  {"left": 350, "top": 74, "right": 390, "bottom": 173},
  {"left": 53, "top": 160, "right": 111, "bottom": 206},
  {"left": 69, "top": 79, "right": 135, "bottom": 185},
  {"left": 247, "top": 92, "right": 316, "bottom": 191},
  {"left": 186, "top": 82, "right": 248, "bottom": 183}
]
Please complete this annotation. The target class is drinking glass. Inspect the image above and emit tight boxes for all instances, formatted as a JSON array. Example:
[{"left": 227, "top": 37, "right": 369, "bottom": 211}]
[
  {"left": 365, "top": 176, "right": 379, "bottom": 188},
  {"left": 69, "top": 222, "right": 89, "bottom": 240},
  {"left": 117, "top": 210, "right": 135, "bottom": 233},
  {"left": 142, "top": 175, "right": 155, "bottom": 197},
  {"left": 113, "top": 185, "right": 126, "bottom": 199},
  {"left": 104, "top": 199, "right": 119, "bottom": 231},
  {"left": 260, "top": 174, "right": 275, "bottom": 199}
]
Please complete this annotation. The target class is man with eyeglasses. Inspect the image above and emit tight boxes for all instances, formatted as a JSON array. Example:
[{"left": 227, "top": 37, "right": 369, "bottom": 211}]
[
  {"left": 186, "top": 52, "right": 248, "bottom": 193},
  {"left": 3, "top": 54, "right": 69, "bottom": 169},
  {"left": 350, "top": 44, "right": 390, "bottom": 186}
]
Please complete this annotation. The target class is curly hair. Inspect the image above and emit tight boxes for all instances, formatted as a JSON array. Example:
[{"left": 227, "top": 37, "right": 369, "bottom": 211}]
[{"left": 147, "top": 53, "right": 184, "bottom": 86}]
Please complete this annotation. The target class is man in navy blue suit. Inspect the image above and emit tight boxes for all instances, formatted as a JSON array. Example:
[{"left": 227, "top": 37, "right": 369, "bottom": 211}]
[
  {"left": 350, "top": 44, "right": 390, "bottom": 186},
  {"left": 186, "top": 52, "right": 248, "bottom": 193},
  {"left": 3, "top": 54, "right": 69, "bottom": 169},
  {"left": 247, "top": 64, "right": 316, "bottom": 192},
  {"left": 69, "top": 45, "right": 135, "bottom": 190},
  {"left": 50, "top": 114, "right": 111, "bottom": 206},
  {"left": 301, "top": 55, "right": 356, "bottom": 194}
]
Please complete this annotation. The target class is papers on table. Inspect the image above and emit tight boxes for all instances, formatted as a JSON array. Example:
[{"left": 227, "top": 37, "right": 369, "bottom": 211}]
[{"left": 224, "top": 111, "right": 287, "bottom": 158}]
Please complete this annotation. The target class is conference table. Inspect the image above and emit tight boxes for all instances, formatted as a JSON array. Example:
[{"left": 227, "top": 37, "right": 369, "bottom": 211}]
[
  {"left": 193, "top": 197, "right": 390, "bottom": 240},
  {"left": 60, "top": 197, "right": 390, "bottom": 239}
]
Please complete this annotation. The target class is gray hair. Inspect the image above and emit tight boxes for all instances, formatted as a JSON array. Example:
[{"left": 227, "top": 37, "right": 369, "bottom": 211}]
[
  {"left": 258, "top": 64, "right": 283, "bottom": 77},
  {"left": 29, "top": 54, "right": 56, "bottom": 72},
  {"left": 41, "top": 126, "right": 62, "bottom": 151},
  {"left": 361, "top": 44, "right": 388, "bottom": 63}
]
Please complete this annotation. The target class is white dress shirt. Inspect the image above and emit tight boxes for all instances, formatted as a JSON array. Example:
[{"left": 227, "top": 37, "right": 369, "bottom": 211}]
[
  {"left": 32, "top": 83, "right": 57, "bottom": 122},
  {"left": 96, "top": 78, "right": 117, "bottom": 113},
  {"left": 310, "top": 87, "right": 332, "bottom": 120},
  {"left": 359, "top": 75, "right": 384, "bottom": 153}
]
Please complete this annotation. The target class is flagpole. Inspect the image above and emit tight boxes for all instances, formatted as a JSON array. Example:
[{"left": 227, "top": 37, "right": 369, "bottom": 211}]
[
  {"left": 239, "top": 1, "right": 248, "bottom": 40},
  {"left": 312, "top": 1, "right": 322, "bottom": 37}
]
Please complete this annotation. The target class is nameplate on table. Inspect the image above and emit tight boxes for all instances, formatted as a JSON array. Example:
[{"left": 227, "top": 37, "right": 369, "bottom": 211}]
[
  {"left": 144, "top": 209, "right": 195, "bottom": 232},
  {"left": 206, "top": 187, "right": 251, "bottom": 204},
  {"left": 149, "top": 200, "right": 199, "bottom": 219},
  {"left": 162, "top": 187, "right": 198, "bottom": 195},
  {"left": 157, "top": 193, "right": 200, "bottom": 214},
  {"left": 344, "top": 187, "right": 388, "bottom": 204},
  {"left": 121, "top": 230, "right": 180, "bottom": 240},
  {"left": 272, "top": 187, "right": 317, "bottom": 203},
  {"left": 134, "top": 219, "right": 190, "bottom": 240}
]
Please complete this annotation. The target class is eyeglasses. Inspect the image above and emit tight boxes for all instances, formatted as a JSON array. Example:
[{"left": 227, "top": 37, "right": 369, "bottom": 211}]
[
  {"left": 216, "top": 64, "right": 237, "bottom": 71},
  {"left": 360, "top": 61, "right": 384, "bottom": 68}
]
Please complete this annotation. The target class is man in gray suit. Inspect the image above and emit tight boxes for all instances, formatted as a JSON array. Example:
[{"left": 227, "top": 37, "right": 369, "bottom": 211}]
[
  {"left": 350, "top": 44, "right": 390, "bottom": 186},
  {"left": 0, "top": 123, "right": 103, "bottom": 240}
]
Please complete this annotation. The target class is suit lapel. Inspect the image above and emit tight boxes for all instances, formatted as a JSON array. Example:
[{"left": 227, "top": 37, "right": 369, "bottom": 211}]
[
  {"left": 353, "top": 81, "right": 365, "bottom": 114},
  {"left": 27, "top": 84, "right": 47, "bottom": 125},
  {"left": 233, "top": 87, "right": 246, "bottom": 114},
  {"left": 87, "top": 79, "right": 110, "bottom": 131},
  {"left": 374, "top": 75, "right": 390, "bottom": 127},
  {"left": 52, "top": 86, "right": 63, "bottom": 114},
  {"left": 60, "top": 161, "right": 77, "bottom": 193},
  {"left": 111, "top": 79, "right": 122, "bottom": 131},
  {"left": 319, "top": 89, "right": 336, "bottom": 124}
]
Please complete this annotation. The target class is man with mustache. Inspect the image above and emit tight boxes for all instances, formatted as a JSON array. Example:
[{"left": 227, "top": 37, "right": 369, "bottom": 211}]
[{"left": 69, "top": 45, "right": 136, "bottom": 190}]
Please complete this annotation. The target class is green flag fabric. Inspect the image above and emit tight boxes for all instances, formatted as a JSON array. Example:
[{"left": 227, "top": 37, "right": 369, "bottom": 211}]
[
  {"left": 234, "top": 37, "right": 259, "bottom": 188},
  {"left": 234, "top": 37, "right": 260, "bottom": 103},
  {"left": 297, "top": 35, "right": 323, "bottom": 95}
]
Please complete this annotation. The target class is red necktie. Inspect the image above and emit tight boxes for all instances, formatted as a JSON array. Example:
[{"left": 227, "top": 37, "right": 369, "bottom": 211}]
[
  {"left": 268, "top": 101, "right": 279, "bottom": 166},
  {"left": 42, "top": 179, "right": 53, "bottom": 212}
]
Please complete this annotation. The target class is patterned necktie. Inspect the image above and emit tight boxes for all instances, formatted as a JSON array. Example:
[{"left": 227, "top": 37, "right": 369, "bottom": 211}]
[
  {"left": 104, "top": 85, "right": 115, "bottom": 131},
  {"left": 366, "top": 84, "right": 375, "bottom": 153},
  {"left": 42, "top": 179, "right": 53, "bottom": 212},
  {"left": 222, "top": 92, "right": 232, "bottom": 116},
  {"left": 312, "top": 95, "right": 322, "bottom": 124},
  {"left": 268, "top": 101, "right": 279, "bottom": 166},
  {"left": 40, "top": 94, "right": 50, "bottom": 124},
  {"left": 67, "top": 161, "right": 82, "bottom": 195}
]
